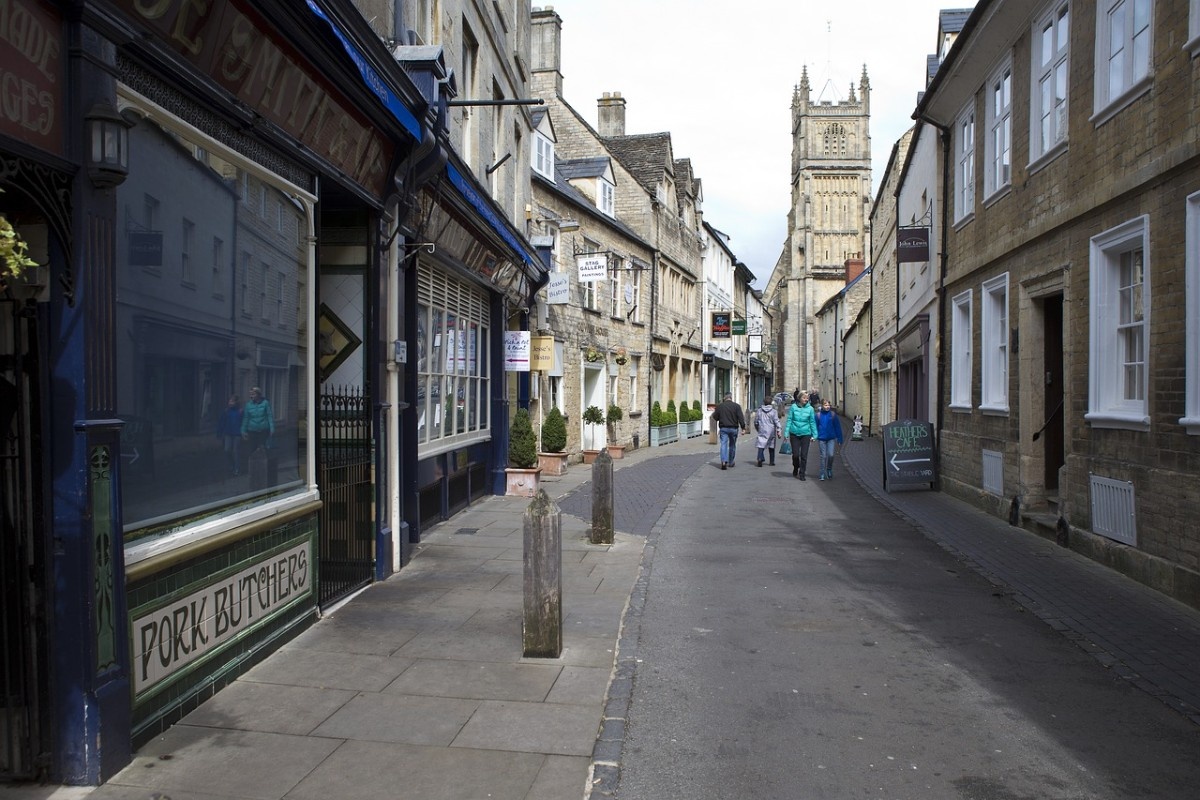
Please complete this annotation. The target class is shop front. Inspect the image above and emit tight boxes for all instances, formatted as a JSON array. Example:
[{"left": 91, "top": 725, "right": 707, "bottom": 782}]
[{"left": 0, "top": 0, "right": 437, "bottom": 783}]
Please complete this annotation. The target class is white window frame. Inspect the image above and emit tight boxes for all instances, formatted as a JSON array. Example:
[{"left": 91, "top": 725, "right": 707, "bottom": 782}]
[
  {"left": 533, "top": 133, "right": 554, "bottom": 179},
  {"left": 598, "top": 178, "right": 615, "bottom": 217},
  {"left": 1030, "top": 2, "right": 1071, "bottom": 166},
  {"left": 609, "top": 257, "right": 622, "bottom": 317},
  {"left": 1087, "top": 216, "right": 1150, "bottom": 430},
  {"left": 950, "top": 289, "right": 973, "bottom": 410},
  {"left": 1188, "top": 0, "right": 1200, "bottom": 57},
  {"left": 1184, "top": 191, "right": 1200, "bottom": 433},
  {"left": 984, "top": 60, "right": 1013, "bottom": 200},
  {"left": 954, "top": 105, "right": 975, "bottom": 223},
  {"left": 980, "top": 273, "right": 1009, "bottom": 414},
  {"left": 1093, "top": 0, "right": 1153, "bottom": 122}
]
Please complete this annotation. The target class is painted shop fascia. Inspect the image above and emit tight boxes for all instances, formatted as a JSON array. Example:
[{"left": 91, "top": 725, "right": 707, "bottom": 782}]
[{"left": 0, "top": 0, "right": 468, "bottom": 785}]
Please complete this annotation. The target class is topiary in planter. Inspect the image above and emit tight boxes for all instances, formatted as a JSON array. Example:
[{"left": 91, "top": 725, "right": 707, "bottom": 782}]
[
  {"left": 541, "top": 406, "right": 567, "bottom": 453},
  {"left": 692, "top": 399, "right": 701, "bottom": 418},
  {"left": 583, "top": 404, "right": 605, "bottom": 450},
  {"left": 509, "top": 407, "right": 537, "bottom": 468},
  {"left": 651, "top": 401, "right": 664, "bottom": 427}
]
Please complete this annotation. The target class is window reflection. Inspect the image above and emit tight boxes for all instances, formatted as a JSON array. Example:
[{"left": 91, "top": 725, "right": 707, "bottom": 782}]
[{"left": 116, "top": 111, "right": 310, "bottom": 536}]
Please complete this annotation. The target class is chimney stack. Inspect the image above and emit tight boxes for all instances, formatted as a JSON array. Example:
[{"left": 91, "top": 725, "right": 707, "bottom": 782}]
[
  {"left": 531, "top": 7, "right": 563, "bottom": 96},
  {"left": 598, "top": 92, "right": 626, "bottom": 137}
]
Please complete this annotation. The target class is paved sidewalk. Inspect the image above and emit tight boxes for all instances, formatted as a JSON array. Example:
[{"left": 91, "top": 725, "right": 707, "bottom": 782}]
[
  {"left": 31, "top": 434, "right": 711, "bottom": 800},
  {"left": 842, "top": 434, "right": 1200, "bottom": 725}
]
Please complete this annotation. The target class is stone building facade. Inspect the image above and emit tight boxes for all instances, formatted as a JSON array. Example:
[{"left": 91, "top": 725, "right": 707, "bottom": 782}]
[
  {"left": 529, "top": 8, "right": 706, "bottom": 453},
  {"left": 917, "top": 0, "right": 1200, "bottom": 609},
  {"left": 766, "top": 66, "right": 873, "bottom": 396}
]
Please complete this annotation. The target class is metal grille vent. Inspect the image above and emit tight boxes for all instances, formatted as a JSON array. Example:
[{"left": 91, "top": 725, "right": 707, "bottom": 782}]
[{"left": 1090, "top": 474, "right": 1137, "bottom": 545}]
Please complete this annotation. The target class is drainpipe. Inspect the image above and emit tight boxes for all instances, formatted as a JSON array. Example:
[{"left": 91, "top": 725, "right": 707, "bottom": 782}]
[{"left": 913, "top": 113, "right": 952, "bottom": 491}]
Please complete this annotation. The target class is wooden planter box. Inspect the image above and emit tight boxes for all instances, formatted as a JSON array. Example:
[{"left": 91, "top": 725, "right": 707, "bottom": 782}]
[
  {"left": 607, "top": 444, "right": 626, "bottom": 459},
  {"left": 582, "top": 449, "right": 601, "bottom": 464}
]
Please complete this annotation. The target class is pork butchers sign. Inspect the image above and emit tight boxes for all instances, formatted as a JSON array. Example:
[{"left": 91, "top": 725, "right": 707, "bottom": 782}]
[{"left": 132, "top": 541, "right": 312, "bottom": 697}]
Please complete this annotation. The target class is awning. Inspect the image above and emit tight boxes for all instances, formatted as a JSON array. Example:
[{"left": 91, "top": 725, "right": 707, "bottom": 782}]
[{"left": 306, "top": 0, "right": 423, "bottom": 141}]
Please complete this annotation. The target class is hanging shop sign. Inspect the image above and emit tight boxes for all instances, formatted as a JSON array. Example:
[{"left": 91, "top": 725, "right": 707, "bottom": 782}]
[
  {"left": 576, "top": 254, "right": 606, "bottom": 283},
  {"left": 503, "top": 330, "right": 530, "bottom": 372},
  {"left": 731, "top": 319, "right": 747, "bottom": 336},
  {"left": 897, "top": 226, "right": 930, "bottom": 263},
  {"left": 529, "top": 335, "right": 554, "bottom": 371},
  {"left": 711, "top": 311, "right": 731, "bottom": 339},
  {"left": 546, "top": 272, "right": 570, "bottom": 304}
]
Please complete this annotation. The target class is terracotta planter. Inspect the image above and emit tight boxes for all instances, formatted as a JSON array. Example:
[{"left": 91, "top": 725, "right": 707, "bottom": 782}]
[
  {"left": 504, "top": 467, "right": 542, "bottom": 497},
  {"left": 606, "top": 444, "right": 626, "bottom": 459},
  {"left": 538, "top": 451, "right": 569, "bottom": 476},
  {"left": 581, "top": 449, "right": 601, "bottom": 465}
]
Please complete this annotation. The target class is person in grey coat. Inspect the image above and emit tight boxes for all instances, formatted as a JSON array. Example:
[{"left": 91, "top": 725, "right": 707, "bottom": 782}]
[{"left": 752, "top": 396, "right": 780, "bottom": 467}]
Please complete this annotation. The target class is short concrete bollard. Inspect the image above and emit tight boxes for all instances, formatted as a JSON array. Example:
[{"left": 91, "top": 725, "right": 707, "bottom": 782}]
[
  {"left": 590, "top": 448, "right": 614, "bottom": 545},
  {"left": 523, "top": 489, "right": 562, "bottom": 658}
]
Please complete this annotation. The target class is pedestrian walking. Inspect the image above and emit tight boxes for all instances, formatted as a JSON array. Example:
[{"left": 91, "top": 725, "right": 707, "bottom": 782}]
[
  {"left": 784, "top": 390, "right": 816, "bottom": 480},
  {"left": 753, "top": 395, "right": 779, "bottom": 467},
  {"left": 216, "top": 394, "right": 243, "bottom": 476},
  {"left": 241, "top": 386, "right": 275, "bottom": 456},
  {"left": 710, "top": 392, "right": 747, "bottom": 470},
  {"left": 815, "top": 398, "right": 844, "bottom": 480}
]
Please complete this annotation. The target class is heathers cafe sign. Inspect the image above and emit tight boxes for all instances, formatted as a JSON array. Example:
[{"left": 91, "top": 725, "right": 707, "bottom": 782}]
[
  {"left": 0, "top": 0, "right": 63, "bottom": 157},
  {"left": 132, "top": 542, "right": 311, "bottom": 696},
  {"left": 112, "top": 0, "right": 392, "bottom": 195}
]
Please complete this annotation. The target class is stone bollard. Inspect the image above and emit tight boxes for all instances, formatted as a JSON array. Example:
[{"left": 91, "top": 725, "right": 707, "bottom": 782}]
[
  {"left": 523, "top": 489, "right": 562, "bottom": 658},
  {"left": 590, "top": 448, "right": 614, "bottom": 545}
]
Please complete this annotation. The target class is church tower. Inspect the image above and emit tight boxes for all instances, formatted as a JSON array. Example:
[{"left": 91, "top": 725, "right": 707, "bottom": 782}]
[{"left": 768, "top": 65, "right": 872, "bottom": 395}]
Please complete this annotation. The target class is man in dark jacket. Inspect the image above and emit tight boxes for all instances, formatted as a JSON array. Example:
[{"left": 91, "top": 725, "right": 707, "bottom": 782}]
[{"left": 711, "top": 392, "right": 747, "bottom": 470}]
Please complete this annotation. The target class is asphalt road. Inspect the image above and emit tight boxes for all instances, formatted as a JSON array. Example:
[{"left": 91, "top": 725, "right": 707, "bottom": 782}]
[{"left": 612, "top": 459, "right": 1200, "bottom": 800}]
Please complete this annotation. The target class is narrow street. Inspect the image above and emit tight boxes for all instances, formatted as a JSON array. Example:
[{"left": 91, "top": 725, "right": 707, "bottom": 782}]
[{"left": 607, "top": 451, "right": 1200, "bottom": 799}]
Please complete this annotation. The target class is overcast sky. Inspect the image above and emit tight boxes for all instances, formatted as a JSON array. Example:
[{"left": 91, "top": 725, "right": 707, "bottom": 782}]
[{"left": 540, "top": 1, "right": 974, "bottom": 286}]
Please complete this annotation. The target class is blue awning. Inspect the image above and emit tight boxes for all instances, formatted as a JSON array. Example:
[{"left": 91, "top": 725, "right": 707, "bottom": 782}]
[{"left": 306, "top": 0, "right": 423, "bottom": 141}]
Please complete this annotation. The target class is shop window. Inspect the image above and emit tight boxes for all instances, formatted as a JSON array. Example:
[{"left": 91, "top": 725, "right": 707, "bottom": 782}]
[
  {"left": 116, "top": 103, "right": 313, "bottom": 539},
  {"left": 415, "top": 263, "right": 492, "bottom": 451}
]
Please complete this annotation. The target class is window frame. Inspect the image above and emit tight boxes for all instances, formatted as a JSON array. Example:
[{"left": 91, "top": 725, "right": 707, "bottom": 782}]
[
  {"left": 950, "top": 289, "right": 974, "bottom": 411},
  {"left": 1184, "top": 191, "right": 1200, "bottom": 433},
  {"left": 1030, "top": 2, "right": 1071, "bottom": 166},
  {"left": 984, "top": 59, "right": 1013, "bottom": 201},
  {"left": 954, "top": 104, "right": 976, "bottom": 223},
  {"left": 1093, "top": 0, "right": 1154, "bottom": 122},
  {"left": 1088, "top": 216, "right": 1151, "bottom": 430},
  {"left": 980, "top": 273, "right": 1009, "bottom": 414},
  {"left": 533, "top": 132, "right": 554, "bottom": 179},
  {"left": 598, "top": 178, "right": 615, "bottom": 217}
]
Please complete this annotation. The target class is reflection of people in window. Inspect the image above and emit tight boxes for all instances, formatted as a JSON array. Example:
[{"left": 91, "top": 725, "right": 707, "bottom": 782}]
[
  {"left": 240, "top": 386, "right": 274, "bottom": 455},
  {"left": 216, "top": 394, "right": 242, "bottom": 476}
]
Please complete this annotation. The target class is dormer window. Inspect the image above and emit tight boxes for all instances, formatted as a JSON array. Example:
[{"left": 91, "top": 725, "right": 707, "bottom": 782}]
[
  {"left": 598, "top": 178, "right": 615, "bottom": 217},
  {"left": 534, "top": 133, "right": 554, "bottom": 179}
]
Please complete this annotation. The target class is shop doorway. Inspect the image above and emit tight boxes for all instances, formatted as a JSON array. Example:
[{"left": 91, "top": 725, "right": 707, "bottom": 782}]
[{"left": 1, "top": 287, "right": 46, "bottom": 780}]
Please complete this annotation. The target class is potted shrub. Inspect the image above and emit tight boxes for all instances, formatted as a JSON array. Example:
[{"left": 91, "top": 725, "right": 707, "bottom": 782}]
[
  {"left": 582, "top": 404, "right": 605, "bottom": 463},
  {"left": 538, "top": 406, "right": 569, "bottom": 476},
  {"left": 606, "top": 403, "right": 626, "bottom": 459},
  {"left": 505, "top": 407, "right": 541, "bottom": 497}
]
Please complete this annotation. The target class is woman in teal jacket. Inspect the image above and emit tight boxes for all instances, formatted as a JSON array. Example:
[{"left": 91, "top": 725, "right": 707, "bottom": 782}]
[
  {"left": 785, "top": 390, "right": 817, "bottom": 480},
  {"left": 240, "top": 386, "right": 275, "bottom": 457}
]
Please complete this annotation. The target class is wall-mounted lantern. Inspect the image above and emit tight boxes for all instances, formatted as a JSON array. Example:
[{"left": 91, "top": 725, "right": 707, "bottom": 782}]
[{"left": 86, "top": 103, "right": 132, "bottom": 190}]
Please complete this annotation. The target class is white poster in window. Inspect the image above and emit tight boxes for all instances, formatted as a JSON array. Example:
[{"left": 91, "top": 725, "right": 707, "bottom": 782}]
[
  {"left": 504, "top": 330, "right": 530, "bottom": 372},
  {"left": 547, "top": 273, "right": 570, "bottom": 304},
  {"left": 576, "top": 254, "right": 607, "bottom": 283}
]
